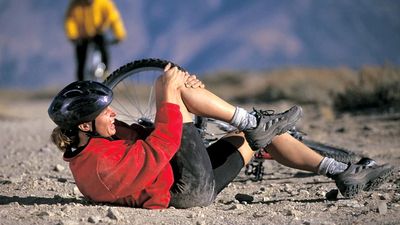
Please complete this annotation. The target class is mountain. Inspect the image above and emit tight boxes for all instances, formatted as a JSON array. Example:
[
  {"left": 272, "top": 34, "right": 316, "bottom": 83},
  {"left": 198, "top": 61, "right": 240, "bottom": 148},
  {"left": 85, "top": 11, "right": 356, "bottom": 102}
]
[{"left": 0, "top": 0, "right": 399, "bottom": 89}]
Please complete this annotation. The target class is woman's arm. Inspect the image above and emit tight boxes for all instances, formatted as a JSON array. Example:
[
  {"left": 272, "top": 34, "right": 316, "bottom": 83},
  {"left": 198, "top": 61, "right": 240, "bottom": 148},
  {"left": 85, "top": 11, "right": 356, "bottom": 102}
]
[{"left": 97, "top": 102, "right": 182, "bottom": 197}]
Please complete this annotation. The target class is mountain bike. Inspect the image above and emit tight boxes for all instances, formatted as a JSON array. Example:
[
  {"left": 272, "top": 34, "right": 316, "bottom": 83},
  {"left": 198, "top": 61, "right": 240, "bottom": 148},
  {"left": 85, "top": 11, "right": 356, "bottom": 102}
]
[{"left": 103, "top": 58, "right": 357, "bottom": 181}]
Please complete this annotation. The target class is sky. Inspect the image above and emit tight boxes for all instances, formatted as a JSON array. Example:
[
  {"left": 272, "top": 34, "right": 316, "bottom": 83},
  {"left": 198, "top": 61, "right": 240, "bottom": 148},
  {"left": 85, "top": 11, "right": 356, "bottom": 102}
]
[{"left": 0, "top": 0, "right": 399, "bottom": 88}]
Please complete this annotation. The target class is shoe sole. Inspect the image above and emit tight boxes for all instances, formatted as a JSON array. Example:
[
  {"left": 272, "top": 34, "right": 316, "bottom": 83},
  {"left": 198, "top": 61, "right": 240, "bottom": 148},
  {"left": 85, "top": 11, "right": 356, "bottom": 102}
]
[
  {"left": 364, "top": 165, "right": 395, "bottom": 191},
  {"left": 338, "top": 164, "right": 394, "bottom": 198}
]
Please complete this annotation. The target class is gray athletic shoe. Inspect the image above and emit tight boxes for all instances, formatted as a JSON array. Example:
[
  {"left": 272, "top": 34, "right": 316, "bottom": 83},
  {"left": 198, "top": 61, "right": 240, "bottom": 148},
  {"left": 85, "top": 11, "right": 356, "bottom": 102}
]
[
  {"left": 333, "top": 158, "right": 394, "bottom": 198},
  {"left": 244, "top": 105, "right": 303, "bottom": 150}
]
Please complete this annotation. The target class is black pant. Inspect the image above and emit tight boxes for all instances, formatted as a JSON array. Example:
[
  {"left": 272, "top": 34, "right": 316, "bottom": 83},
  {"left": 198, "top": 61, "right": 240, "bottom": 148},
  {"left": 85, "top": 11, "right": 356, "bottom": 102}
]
[
  {"left": 75, "top": 34, "right": 109, "bottom": 81},
  {"left": 169, "top": 123, "right": 245, "bottom": 208}
]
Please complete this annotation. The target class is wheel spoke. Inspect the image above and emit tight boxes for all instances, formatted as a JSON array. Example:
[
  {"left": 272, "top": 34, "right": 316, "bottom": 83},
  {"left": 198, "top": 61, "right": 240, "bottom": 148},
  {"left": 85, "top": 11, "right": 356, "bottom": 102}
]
[{"left": 104, "top": 60, "right": 165, "bottom": 127}]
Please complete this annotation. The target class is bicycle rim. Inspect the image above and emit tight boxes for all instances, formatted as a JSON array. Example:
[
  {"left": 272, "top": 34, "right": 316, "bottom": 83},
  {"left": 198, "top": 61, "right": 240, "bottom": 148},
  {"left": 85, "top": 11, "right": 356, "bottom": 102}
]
[
  {"left": 103, "top": 58, "right": 183, "bottom": 126},
  {"left": 302, "top": 139, "right": 357, "bottom": 164}
]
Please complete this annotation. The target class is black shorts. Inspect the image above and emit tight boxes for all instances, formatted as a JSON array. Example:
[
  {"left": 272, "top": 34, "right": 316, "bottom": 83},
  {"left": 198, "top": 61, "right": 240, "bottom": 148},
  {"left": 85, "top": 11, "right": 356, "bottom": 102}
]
[{"left": 169, "top": 123, "right": 244, "bottom": 208}]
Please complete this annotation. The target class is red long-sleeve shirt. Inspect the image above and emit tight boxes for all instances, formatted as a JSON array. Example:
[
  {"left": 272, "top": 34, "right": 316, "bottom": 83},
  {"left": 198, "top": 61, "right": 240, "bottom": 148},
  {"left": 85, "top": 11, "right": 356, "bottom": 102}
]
[{"left": 63, "top": 102, "right": 182, "bottom": 209}]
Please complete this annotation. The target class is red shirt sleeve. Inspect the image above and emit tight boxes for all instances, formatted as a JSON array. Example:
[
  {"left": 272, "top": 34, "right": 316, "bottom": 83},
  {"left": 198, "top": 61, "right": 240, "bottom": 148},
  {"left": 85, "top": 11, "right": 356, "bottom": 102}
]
[{"left": 96, "top": 102, "right": 182, "bottom": 207}]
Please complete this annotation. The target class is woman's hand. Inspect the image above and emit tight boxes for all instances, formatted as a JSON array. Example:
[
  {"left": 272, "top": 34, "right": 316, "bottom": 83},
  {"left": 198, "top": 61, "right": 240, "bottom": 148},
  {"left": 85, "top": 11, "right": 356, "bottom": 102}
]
[
  {"left": 184, "top": 72, "right": 205, "bottom": 89},
  {"left": 160, "top": 63, "right": 186, "bottom": 104},
  {"left": 162, "top": 63, "right": 186, "bottom": 90}
]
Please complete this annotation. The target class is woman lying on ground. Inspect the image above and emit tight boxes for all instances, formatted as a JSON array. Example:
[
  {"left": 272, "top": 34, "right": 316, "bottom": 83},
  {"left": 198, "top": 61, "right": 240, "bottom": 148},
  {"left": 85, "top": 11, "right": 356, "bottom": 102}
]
[{"left": 48, "top": 64, "right": 393, "bottom": 209}]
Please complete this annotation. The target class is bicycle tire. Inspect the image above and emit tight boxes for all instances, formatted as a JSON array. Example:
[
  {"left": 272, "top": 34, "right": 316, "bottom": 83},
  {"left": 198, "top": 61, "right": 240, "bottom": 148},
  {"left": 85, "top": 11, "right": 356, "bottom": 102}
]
[
  {"left": 287, "top": 128, "right": 357, "bottom": 164},
  {"left": 103, "top": 58, "right": 185, "bottom": 126},
  {"left": 302, "top": 139, "right": 357, "bottom": 164}
]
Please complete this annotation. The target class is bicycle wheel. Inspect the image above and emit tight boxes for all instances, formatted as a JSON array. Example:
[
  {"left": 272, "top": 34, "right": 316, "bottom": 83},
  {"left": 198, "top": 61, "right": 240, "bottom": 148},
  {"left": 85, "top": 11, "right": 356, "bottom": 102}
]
[
  {"left": 302, "top": 139, "right": 357, "bottom": 164},
  {"left": 103, "top": 58, "right": 185, "bottom": 126},
  {"left": 288, "top": 128, "right": 357, "bottom": 164}
]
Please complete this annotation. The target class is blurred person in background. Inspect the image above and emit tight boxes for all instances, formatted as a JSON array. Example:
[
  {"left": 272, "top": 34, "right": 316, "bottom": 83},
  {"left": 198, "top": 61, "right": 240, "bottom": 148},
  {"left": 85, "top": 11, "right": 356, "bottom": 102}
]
[{"left": 64, "top": 0, "right": 126, "bottom": 81}]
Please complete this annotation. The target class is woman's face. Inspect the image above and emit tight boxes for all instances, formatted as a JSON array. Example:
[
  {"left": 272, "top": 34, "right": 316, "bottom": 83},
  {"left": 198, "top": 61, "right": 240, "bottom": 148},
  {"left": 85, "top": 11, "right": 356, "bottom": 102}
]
[{"left": 94, "top": 106, "right": 117, "bottom": 137}]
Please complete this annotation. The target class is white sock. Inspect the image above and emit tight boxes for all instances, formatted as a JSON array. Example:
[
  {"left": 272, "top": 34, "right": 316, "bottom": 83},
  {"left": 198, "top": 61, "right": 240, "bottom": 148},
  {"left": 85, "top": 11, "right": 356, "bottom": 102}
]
[
  {"left": 317, "top": 157, "right": 348, "bottom": 176},
  {"left": 230, "top": 107, "right": 257, "bottom": 130}
]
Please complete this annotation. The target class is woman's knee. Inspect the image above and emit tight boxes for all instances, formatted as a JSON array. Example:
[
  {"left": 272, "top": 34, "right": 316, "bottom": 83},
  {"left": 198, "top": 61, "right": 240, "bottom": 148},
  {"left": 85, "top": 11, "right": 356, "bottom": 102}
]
[{"left": 220, "top": 132, "right": 254, "bottom": 164}]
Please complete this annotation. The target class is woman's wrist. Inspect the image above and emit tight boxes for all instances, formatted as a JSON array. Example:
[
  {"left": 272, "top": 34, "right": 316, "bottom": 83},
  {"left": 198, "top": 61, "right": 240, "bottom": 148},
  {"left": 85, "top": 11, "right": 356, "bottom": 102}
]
[{"left": 162, "top": 88, "right": 179, "bottom": 104}]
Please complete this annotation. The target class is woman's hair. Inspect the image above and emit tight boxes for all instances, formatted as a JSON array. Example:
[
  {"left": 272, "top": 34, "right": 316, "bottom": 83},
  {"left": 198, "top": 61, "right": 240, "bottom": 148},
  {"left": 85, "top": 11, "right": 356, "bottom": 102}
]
[{"left": 51, "top": 127, "right": 79, "bottom": 152}]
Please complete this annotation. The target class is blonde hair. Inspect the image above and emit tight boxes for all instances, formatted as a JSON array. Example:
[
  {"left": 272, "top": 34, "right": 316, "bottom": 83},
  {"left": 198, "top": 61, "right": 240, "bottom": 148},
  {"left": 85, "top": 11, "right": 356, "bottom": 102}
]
[{"left": 51, "top": 127, "right": 79, "bottom": 152}]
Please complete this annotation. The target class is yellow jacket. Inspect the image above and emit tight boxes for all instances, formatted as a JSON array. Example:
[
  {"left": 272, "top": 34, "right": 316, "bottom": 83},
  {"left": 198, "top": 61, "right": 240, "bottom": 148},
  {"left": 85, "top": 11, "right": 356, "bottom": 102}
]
[{"left": 65, "top": 0, "right": 126, "bottom": 41}]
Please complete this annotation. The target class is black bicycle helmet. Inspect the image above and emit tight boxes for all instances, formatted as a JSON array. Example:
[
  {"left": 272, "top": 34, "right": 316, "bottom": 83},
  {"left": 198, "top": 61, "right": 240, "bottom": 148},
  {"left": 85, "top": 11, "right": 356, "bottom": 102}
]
[{"left": 48, "top": 80, "right": 113, "bottom": 130}]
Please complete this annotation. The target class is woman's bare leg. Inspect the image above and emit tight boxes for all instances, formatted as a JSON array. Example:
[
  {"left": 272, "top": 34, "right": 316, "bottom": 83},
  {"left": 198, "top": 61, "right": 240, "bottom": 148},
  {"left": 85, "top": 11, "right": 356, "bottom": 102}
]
[
  {"left": 177, "top": 83, "right": 323, "bottom": 171},
  {"left": 155, "top": 76, "right": 193, "bottom": 123},
  {"left": 155, "top": 72, "right": 255, "bottom": 164},
  {"left": 180, "top": 87, "right": 236, "bottom": 122},
  {"left": 266, "top": 133, "right": 323, "bottom": 173},
  {"left": 155, "top": 74, "right": 238, "bottom": 124}
]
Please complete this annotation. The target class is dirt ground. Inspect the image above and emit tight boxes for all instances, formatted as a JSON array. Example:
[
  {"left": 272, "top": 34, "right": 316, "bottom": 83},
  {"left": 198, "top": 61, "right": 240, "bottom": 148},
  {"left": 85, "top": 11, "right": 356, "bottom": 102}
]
[{"left": 0, "top": 95, "right": 399, "bottom": 225}]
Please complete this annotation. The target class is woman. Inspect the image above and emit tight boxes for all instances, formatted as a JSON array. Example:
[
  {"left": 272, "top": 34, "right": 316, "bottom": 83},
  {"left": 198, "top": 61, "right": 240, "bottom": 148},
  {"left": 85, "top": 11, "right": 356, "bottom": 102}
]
[{"left": 48, "top": 64, "right": 393, "bottom": 209}]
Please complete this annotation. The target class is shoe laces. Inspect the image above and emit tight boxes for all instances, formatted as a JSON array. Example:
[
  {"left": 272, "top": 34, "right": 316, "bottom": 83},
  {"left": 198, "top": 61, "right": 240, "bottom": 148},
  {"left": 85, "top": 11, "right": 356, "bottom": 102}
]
[
  {"left": 252, "top": 108, "right": 288, "bottom": 130},
  {"left": 352, "top": 164, "right": 369, "bottom": 174},
  {"left": 251, "top": 108, "right": 276, "bottom": 117},
  {"left": 348, "top": 159, "right": 377, "bottom": 174}
]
